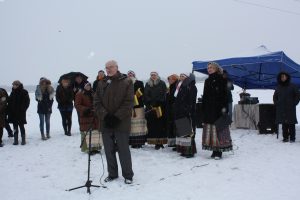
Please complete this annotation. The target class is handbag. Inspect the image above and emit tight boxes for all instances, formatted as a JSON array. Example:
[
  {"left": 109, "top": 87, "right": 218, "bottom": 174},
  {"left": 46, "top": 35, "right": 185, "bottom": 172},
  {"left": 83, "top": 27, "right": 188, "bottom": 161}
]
[
  {"left": 214, "top": 114, "right": 232, "bottom": 130},
  {"left": 175, "top": 117, "right": 193, "bottom": 137}
]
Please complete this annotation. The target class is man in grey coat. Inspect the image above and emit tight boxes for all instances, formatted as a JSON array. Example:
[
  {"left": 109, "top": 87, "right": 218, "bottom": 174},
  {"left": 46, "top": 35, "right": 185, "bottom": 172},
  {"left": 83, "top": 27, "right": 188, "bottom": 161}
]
[{"left": 94, "top": 60, "right": 134, "bottom": 184}]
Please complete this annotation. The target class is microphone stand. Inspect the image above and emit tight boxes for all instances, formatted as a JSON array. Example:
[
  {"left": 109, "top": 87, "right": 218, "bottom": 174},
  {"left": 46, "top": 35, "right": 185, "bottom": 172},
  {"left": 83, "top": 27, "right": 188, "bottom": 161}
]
[{"left": 67, "top": 117, "right": 106, "bottom": 194}]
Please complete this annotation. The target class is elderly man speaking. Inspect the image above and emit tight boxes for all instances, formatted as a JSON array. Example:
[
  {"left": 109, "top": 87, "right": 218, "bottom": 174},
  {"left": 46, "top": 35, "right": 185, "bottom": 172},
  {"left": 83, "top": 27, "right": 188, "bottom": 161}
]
[{"left": 94, "top": 60, "right": 134, "bottom": 184}]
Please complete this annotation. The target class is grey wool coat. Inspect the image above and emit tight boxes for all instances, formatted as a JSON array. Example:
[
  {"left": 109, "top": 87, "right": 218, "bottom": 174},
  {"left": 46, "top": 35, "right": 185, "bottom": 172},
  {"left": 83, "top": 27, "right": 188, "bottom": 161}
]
[{"left": 94, "top": 71, "right": 134, "bottom": 133}]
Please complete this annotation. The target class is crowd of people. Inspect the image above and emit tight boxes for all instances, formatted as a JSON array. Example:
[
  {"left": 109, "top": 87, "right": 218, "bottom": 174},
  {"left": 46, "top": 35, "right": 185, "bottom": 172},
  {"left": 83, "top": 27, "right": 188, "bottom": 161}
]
[{"left": 0, "top": 60, "right": 299, "bottom": 184}]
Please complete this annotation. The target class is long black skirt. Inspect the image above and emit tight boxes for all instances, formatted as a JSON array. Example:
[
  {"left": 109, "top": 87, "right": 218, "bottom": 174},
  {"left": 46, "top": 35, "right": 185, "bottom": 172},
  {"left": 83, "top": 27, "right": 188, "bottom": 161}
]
[{"left": 146, "top": 110, "right": 167, "bottom": 145}]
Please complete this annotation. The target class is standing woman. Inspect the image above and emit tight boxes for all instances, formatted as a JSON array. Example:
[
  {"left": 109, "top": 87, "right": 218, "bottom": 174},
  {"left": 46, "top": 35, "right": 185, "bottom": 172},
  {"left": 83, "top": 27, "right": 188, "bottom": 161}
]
[
  {"left": 273, "top": 72, "right": 300, "bottom": 142},
  {"left": 202, "top": 62, "right": 232, "bottom": 159},
  {"left": 166, "top": 74, "right": 179, "bottom": 148},
  {"left": 75, "top": 82, "right": 102, "bottom": 153},
  {"left": 56, "top": 78, "right": 74, "bottom": 136},
  {"left": 127, "top": 70, "right": 147, "bottom": 148},
  {"left": 8, "top": 80, "right": 30, "bottom": 145},
  {"left": 35, "top": 77, "right": 55, "bottom": 140},
  {"left": 144, "top": 72, "right": 167, "bottom": 150},
  {"left": 173, "top": 73, "right": 198, "bottom": 158}
]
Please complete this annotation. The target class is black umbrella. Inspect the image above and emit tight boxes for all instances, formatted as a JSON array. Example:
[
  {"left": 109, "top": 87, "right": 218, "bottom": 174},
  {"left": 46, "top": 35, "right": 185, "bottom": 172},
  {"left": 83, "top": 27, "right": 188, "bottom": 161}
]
[{"left": 58, "top": 72, "right": 88, "bottom": 84}]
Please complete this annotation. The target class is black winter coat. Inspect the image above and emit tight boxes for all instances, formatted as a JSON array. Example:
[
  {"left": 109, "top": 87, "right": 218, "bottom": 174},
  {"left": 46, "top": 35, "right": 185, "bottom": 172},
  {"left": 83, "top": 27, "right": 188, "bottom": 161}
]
[
  {"left": 166, "top": 81, "right": 178, "bottom": 120},
  {"left": 133, "top": 80, "right": 145, "bottom": 108},
  {"left": 56, "top": 85, "right": 74, "bottom": 111},
  {"left": 7, "top": 85, "right": 30, "bottom": 124},
  {"left": 144, "top": 79, "right": 167, "bottom": 109},
  {"left": 273, "top": 72, "right": 300, "bottom": 124},
  {"left": 202, "top": 72, "right": 228, "bottom": 124},
  {"left": 173, "top": 78, "right": 197, "bottom": 120}
]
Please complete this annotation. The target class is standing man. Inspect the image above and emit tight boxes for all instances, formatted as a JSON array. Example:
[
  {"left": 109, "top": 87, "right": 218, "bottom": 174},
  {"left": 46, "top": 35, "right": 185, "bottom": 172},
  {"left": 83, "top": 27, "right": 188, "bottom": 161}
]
[{"left": 94, "top": 60, "right": 134, "bottom": 184}]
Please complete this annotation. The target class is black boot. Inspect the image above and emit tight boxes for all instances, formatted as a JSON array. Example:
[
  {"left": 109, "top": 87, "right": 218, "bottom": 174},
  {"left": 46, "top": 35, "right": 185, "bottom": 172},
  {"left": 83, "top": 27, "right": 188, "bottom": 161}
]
[
  {"left": 8, "top": 131, "right": 14, "bottom": 138},
  {"left": 13, "top": 132, "right": 18, "bottom": 145},
  {"left": 211, "top": 151, "right": 217, "bottom": 158},
  {"left": 214, "top": 151, "right": 222, "bottom": 160},
  {"left": 21, "top": 137, "right": 26, "bottom": 145}
]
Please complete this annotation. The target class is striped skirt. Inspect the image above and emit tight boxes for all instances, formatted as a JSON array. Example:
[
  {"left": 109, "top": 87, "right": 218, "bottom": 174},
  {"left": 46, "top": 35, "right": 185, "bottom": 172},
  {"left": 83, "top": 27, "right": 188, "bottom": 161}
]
[
  {"left": 80, "top": 130, "right": 103, "bottom": 153},
  {"left": 176, "top": 136, "right": 197, "bottom": 156},
  {"left": 129, "top": 108, "right": 147, "bottom": 146},
  {"left": 202, "top": 123, "right": 232, "bottom": 152}
]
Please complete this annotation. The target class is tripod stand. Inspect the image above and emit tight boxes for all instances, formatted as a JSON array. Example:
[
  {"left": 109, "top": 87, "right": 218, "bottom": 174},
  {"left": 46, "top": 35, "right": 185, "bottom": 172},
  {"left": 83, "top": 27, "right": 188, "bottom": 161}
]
[{"left": 67, "top": 126, "right": 106, "bottom": 194}]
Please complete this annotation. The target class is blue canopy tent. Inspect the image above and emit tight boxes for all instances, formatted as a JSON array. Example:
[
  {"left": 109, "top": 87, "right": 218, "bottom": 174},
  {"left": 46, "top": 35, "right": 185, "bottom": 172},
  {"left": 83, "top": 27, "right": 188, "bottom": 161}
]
[{"left": 192, "top": 51, "right": 300, "bottom": 89}]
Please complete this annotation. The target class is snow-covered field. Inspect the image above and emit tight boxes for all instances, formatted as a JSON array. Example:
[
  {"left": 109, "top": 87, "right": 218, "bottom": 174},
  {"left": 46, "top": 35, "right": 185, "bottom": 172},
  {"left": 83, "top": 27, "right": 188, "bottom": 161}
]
[{"left": 1, "top": 87, "right": 300, "bottom": 200}]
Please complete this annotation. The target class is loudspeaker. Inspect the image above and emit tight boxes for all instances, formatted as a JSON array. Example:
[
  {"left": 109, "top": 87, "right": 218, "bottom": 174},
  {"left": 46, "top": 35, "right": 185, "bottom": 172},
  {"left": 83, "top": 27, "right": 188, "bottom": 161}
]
[{"left": 257, "top": 104, "right": 278, "bottom": 134}]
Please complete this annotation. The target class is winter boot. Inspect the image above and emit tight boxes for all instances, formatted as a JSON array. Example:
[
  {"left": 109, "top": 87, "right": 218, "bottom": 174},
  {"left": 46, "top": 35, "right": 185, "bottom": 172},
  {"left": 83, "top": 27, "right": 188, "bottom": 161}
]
[
  {"left": 41, "top": 133, "right": 47, "bottom": 140},
  {"left": 46, "top": 133, "right": 51, "bottom": 139},
  {"left": 21, "top": 137, "right": 26, "bottom": 145},
  {"left": 8, "top": 131, "right": 14, "bottom": 137},
  {"left": 214, "top": 152, "right": 222, "bottom": 160},
  {"left": 13, "top": 133, "right": 18, "bottom": 145},
  {"left": 211, "top": 151, "right": 217, "bottom": 158}
]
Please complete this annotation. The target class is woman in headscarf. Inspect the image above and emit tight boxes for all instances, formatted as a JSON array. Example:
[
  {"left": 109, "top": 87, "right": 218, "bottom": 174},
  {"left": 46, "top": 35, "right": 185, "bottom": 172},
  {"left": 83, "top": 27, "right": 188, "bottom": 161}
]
[
  {"left": 144, "top": 72, "right": 167, "bottom": 150},
  {"left": 166, "top": 74, "right": 179, "bottom": 148},
  {"left": 202, "top": 62, "right": 232, "bottom": 159},
  {"left": 75, "top": 82, "right": 102, "bottom": 153},
  {"left": 127, "top": 70, "right": 147, "bottom": 148},
  {"left": 173, "top": 73, "right": 198, "bottom": 158}
]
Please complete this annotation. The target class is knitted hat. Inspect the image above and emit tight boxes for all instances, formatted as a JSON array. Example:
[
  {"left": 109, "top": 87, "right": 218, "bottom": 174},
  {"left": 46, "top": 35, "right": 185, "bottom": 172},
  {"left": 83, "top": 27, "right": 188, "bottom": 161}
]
[
  {"left": 150, "top": 71, "right": 159, "bottom": 76},
  {"left": 127, "top": 70, "right": 136, "bottom": 77},
  {"left": 84, "top": 82, "right": 91, "bottom": 89},
  {"left": 180, "top": 72, "right": 189, "bottom": 78}
]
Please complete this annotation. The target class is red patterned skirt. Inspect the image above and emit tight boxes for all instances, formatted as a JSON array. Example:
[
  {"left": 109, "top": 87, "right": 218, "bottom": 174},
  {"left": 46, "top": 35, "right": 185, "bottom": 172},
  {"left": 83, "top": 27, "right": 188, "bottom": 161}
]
[{"left": 202, "top": 124, "right": 232, "bottom": 152}]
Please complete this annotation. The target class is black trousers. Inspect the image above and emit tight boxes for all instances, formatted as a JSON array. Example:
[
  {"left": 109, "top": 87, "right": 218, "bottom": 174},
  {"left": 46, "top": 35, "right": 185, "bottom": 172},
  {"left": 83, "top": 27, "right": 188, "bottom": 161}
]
[
  {"left": 59, "top": 110, "right": 72, "bottom": 134},
  {"left": 282, "top": 123, "right": 296, "bottom": 141},
  {"left": 13, "top": 123, "right": 26, "bottom": 141}
]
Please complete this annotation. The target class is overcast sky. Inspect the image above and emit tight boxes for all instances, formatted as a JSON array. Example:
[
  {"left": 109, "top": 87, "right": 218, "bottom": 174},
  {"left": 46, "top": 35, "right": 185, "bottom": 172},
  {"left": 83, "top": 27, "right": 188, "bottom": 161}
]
[{"left": 0, "top": 0, "right": 300, "bottom": 85}]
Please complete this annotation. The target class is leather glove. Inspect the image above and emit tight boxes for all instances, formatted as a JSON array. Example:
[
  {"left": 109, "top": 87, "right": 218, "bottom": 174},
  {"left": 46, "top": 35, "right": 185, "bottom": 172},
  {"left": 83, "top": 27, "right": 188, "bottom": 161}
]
[{"left": 104, "top": 114, "right": 121, "bottom": 128}]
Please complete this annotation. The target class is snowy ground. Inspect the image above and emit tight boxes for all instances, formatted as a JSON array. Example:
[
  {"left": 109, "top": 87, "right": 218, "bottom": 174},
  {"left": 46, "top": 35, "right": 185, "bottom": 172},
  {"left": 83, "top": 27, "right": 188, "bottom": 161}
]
[{"left": 1, "top": 89, "right": 300, "bottom": 200}]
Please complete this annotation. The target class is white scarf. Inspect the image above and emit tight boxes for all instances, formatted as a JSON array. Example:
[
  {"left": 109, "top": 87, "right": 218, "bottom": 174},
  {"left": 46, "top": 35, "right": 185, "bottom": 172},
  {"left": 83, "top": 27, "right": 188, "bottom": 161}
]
[{"left": 174, "top": 81, "right": 183, "bottom": 97}]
